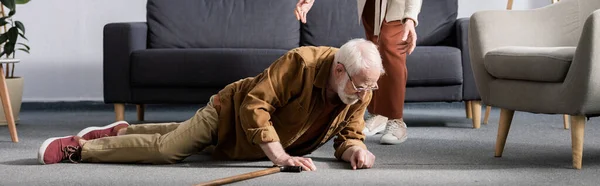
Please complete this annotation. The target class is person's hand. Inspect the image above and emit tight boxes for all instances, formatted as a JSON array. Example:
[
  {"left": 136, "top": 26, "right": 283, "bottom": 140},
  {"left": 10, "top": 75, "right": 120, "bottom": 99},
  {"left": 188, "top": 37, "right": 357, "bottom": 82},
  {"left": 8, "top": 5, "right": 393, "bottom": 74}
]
[
  {"left": 274, "top": 154, "right": 317, "bottom": 171},
  {"left": 348, "top": 147, "right": 375, "bottom": 170},
  {"left": 399, "top": 19, "right": 417, "bottom": 55},
  {"left": 295, "top": 0, "right": 314, "bottom": 24}
]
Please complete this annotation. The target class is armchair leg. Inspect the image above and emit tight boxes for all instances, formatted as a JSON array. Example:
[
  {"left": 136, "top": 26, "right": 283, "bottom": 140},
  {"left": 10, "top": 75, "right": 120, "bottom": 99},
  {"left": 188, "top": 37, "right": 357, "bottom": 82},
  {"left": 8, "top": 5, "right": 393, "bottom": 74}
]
[
  {"left": 571, "top": 115, "right": 585, "bottom": 169},
  {"left": 137, "top": 104, "right": 145, "bottom": 121},
  {"left": 563, "top": 114, "right": 570, "bottom": 129},
  {"left": 465, "top": 101, "right": 473, "bottom": 119},
  {"left": 495, "top": 108, "right": 514, "bottom": 157},
  {"left": 484, "top": 106, "right": 491, "bottom": 124},
  {"left": 114, "top": 104, "right": 125, "bottom": 121},
  {"left": 471, "top": 101, "right": 482, "bottom": 129}
]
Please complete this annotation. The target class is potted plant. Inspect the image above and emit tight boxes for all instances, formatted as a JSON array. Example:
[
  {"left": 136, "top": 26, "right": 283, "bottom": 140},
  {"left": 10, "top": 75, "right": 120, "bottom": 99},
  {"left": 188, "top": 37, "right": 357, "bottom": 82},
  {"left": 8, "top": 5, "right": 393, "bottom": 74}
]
[{"left": 0, "top": 0, "right": 29, "bottom": 125}]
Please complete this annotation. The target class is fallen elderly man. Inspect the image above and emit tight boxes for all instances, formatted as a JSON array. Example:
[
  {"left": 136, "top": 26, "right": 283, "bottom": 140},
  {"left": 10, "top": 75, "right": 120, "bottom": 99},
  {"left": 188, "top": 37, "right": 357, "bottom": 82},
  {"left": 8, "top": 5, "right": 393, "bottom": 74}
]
[{"left": 38, "top": 38, "right": 385, "bottom": 171}]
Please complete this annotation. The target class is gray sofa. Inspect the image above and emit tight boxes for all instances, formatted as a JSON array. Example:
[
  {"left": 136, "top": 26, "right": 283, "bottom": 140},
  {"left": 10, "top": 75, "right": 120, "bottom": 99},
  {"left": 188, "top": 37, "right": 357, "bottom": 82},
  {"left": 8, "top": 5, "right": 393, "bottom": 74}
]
[{"left": 104, "top": 0, "right": 480, "bottom": 127}]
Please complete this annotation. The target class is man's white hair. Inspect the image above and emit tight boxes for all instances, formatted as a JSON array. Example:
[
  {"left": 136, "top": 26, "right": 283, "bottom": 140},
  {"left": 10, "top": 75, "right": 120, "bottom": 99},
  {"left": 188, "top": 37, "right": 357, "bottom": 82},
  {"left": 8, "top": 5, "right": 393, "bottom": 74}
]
[{"left": 334, "top": 38, "right": 384, "bottom": 76}]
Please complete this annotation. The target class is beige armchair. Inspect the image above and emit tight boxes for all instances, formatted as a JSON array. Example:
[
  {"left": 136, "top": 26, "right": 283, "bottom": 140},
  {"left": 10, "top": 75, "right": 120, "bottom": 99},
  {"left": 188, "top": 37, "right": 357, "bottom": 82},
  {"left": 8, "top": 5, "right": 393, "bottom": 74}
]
[{"left": 469, "top": 0, "right": 600, "bottom": 169}]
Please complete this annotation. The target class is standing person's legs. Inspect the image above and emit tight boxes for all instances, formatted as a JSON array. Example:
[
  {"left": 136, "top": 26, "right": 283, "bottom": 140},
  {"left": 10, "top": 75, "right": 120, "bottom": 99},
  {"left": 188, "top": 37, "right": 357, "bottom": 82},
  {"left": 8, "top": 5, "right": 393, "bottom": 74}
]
[
  {"left": 39, "top": 96, "right": 220, "bottom": 164},
  {"left": 361, "top": 0, "right": 389, "bottom": 136},
  {"left": 375, "top": 20, "right": 409, "bottom": 145},
  {"left": 362, "top": 0, "right": 409, "bottom": 144}
]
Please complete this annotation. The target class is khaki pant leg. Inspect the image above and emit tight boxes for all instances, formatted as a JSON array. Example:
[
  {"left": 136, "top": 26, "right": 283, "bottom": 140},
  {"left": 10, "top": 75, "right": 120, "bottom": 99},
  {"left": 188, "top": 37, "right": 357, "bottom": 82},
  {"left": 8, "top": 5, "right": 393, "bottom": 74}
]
[{"left": 81, "top": 97, "right": 219, "bottom": 164}]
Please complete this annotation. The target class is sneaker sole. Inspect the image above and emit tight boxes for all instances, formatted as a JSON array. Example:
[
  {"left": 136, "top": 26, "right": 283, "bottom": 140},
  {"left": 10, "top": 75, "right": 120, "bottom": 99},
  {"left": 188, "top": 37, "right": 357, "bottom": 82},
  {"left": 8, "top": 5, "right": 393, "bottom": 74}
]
[
  {"left": 76, "top": 121, "right": 129, "bottom": 138},
  {"left": 363, "top": 123, "right": 387, "bottom": 136},
  {"left": 38, "top": 136, "right": 72, "bottom": 165},
  {"left": 380, "top": 135, "right": 408, "bottom": 145}
]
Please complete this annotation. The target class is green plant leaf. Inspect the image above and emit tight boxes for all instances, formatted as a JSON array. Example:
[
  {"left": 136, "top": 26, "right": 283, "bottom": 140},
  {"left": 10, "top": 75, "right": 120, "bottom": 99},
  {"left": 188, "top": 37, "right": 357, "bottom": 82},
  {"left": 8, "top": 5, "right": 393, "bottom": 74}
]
[
  {"left": 0, "top": 33, "right": 7, "bottom": 43},
  {"left": 17, "top": 42, "right": 27, "bottom": 50},
  {"left": 14, "top": 20, "right": 23, "bottom": 34},
  {"left": 17, "top": 48, "right": 28, "bottom": 53},
  {"left": 3, "top": 41, "right": 14, "bottom": 56},
  {"left": 18, "top": 32, "right": 26, "bottom": 40},
  {"left": 0, "top": 17, "right": 8, "bottom": 26},
  {"left": 7, "top": 27, "right": 17, "bottom": 42},
  {"left": 15, "top": 0, "right": 29, "bottom": 4},
  {"left": 1, "top": 0, "right": 16, "bottom": 10}
]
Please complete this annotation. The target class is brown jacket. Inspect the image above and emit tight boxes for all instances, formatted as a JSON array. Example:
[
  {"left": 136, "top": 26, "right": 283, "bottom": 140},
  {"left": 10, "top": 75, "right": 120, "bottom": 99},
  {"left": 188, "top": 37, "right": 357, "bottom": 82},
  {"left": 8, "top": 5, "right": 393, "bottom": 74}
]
[{"left": 213, "top": 46, "right": 371, "bottom": 160}]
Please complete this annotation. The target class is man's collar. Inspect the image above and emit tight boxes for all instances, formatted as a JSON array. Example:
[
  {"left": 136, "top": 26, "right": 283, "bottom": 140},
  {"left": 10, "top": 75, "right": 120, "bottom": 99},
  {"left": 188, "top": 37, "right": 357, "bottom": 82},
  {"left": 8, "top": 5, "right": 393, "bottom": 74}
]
[{"left": 314, "top": 54, "right": 335, "bottom": 89}]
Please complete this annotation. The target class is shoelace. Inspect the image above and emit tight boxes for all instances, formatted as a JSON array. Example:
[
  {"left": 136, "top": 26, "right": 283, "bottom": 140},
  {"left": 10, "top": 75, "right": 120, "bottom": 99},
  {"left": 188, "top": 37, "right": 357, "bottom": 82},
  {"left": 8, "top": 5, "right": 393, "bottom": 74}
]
[
  {"left": 385, "top": 122, "right": 399, "bottom": 132},
  {"left": 385, "top": 120, "right": 406, "bottom": 133},
  {"left": 62, "top": 146, "right": 82, "bottom": 163}
]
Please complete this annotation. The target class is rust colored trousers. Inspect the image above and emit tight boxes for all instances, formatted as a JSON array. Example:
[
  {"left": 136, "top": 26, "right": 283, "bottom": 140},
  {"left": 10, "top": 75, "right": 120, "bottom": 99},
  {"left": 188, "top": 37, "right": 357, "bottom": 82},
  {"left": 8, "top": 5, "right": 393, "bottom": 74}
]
[{"left": 363, "top": 0, "right": 408, "bottom": 119}]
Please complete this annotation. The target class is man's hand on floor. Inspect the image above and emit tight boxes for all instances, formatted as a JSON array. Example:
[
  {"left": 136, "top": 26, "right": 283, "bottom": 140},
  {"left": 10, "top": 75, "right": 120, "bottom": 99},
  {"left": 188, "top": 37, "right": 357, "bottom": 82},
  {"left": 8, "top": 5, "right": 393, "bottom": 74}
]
[
  {"left": 342, "top": 146, "right": 376, "bottom": 170},
  {"left": 259, "top": 141, "right": 317, "bottom": 171},
  {"left": 274, "top": 154, "right": 317, "bottom": 171}
]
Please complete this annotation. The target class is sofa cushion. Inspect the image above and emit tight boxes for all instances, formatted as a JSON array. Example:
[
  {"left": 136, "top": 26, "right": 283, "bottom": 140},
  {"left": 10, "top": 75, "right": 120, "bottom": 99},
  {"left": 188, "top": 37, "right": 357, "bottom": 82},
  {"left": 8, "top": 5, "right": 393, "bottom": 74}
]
[
  {"left": 130, "top": 48, "right": 288, "bottom": 88},
  {"left": 484, "top": 46, "right": 575, "bottom": 82},
  {"left": 147, "top": 0, "right": 299, "bottom": 49},
  {"left": 414, "top": 0, "right": 458, "bottom": 46},
  {"left": 300, "top": 0, "right": 365, "bottom": 47},
  {"left": 301, "top": 0, "right": 458, "bottom": 47},
  {"left": 406, "top": 46, "right": 463, "bottom": 86}
]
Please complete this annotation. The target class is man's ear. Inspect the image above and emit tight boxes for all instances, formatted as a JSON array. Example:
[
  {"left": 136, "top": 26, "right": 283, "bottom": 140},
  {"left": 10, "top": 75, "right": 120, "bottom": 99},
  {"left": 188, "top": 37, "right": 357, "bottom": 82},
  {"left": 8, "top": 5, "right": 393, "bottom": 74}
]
[{"left": 335, "top": 63, "right": 344, "bottom": 74}]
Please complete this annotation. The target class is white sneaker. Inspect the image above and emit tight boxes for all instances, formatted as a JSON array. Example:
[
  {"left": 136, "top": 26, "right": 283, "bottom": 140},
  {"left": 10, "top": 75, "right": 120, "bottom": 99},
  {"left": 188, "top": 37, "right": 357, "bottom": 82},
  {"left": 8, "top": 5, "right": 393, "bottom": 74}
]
[
  {"left": 363, "top": 114, "right": 388, "bottom": 136},
  {"left": 380, "top": 119, "right": 408, "bottom": 145}
]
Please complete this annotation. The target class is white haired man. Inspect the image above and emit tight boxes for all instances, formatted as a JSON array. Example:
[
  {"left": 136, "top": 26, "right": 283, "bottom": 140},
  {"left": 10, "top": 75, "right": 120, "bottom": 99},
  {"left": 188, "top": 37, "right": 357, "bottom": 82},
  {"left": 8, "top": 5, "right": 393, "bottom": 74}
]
[
  {"left": 38, "top": 38, "right": 385, "bottom": 171},
  {"left": 296, "top": 0, "right": 422, "bottom": 145}
]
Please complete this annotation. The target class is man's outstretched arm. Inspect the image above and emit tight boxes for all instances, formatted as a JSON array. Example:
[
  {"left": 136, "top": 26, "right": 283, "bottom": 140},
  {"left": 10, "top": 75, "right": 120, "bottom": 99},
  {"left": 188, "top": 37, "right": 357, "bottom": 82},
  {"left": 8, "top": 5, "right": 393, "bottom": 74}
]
[
  {"left": 238, "top": 49, "right": 317, "bottom": 171},
  {"left": 334, "top": 92, "right": 376, "bottom": 170}
]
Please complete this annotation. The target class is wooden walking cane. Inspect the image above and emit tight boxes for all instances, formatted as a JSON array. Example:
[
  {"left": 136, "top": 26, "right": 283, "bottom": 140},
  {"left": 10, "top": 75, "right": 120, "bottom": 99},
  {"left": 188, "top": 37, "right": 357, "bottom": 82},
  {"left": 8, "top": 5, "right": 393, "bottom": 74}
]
[{"left": 194, "top": 166, "right": 303, "bottom": 186}]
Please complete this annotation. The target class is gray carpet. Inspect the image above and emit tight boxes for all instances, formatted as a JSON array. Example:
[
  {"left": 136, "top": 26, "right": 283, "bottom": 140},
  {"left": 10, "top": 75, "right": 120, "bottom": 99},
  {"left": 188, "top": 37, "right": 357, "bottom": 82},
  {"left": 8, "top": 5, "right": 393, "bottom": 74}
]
[{"left": 1, "top": 102, "right": 600, "bottom": 186}]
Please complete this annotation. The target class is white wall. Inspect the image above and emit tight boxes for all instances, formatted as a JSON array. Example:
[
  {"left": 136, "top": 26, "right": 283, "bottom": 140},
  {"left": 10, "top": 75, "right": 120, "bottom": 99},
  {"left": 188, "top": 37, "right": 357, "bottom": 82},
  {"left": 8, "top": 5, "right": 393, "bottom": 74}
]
[
  {"left": 15, "top": 0, "right": 552, "bottom": 102},
  {"left": 16, "top": 0, "right": 146, "bottom": 102}
]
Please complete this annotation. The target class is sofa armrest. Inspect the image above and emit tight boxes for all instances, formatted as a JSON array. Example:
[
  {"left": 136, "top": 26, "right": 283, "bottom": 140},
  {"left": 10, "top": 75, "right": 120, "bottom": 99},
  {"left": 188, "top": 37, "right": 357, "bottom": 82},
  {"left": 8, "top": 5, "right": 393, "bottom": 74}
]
[
  {"left": 456, "top": 18, "right": 479, "bottom": 100},
  {"left": 563, "top": 10, "right": 600, "bottom": 114},
  {"left": 103, "top": 22, "right": 148, "bottom": 103},
  {"left": 469, "top": 0, "right": 580, "bottom": 102}
]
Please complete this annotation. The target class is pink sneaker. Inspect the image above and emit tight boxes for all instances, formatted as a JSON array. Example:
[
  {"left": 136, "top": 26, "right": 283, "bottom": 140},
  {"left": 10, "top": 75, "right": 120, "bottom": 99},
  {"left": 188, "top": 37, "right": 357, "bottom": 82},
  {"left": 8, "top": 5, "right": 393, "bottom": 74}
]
[
  {"left": 76, "top": 121, "right": 129, "bottom": 140},
  {"left": 38, "top": 136, "right": 82, "bottom": 165}
]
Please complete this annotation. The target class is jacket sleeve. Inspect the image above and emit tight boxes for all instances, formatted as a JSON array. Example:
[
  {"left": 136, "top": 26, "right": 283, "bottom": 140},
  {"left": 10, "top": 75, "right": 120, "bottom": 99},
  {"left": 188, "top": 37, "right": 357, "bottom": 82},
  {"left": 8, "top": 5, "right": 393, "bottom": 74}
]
[
  {"left": 238, "top": 49, "right": 306, "bottom": 145},
  {"left": 333, "top": 92, "right": 372, "bottom": 160},
  {"left": 402, "top": 0, "right": 422, "bottom": 26}
]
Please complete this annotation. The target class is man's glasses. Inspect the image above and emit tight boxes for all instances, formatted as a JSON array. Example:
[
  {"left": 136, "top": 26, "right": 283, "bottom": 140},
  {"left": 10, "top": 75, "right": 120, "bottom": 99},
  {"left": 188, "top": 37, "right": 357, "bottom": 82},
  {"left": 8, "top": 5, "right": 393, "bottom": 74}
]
[{"left": 338, "top": 62, "right": 379, "bottom": 92}]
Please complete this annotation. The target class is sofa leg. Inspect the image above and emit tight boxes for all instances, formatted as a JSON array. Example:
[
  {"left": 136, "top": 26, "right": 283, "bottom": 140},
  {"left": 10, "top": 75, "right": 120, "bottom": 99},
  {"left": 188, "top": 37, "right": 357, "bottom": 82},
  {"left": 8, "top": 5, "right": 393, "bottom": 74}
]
[
  {"left": 114, "top": 103, "right": 125, "bottom": 121},
  {"left": 484, "top": 106, "right": 491, "bottom": 124},
  {"left": 495, "top": 108, "right": 514, "bottom": 157},
  {"left": 563, "top": 114, "right": 570, "bottom": 129},
  {"left": 137, "top": 104, "right": 145, "bottom": 121},
  {"left": 465, "top": 101, "right": 472, "bottom": 119},
  {"left": 471, "top": 101, "right": 481, "bottom": 129},
  {"left": 571, "top": 115, "right": 585, "bottom": 169}
]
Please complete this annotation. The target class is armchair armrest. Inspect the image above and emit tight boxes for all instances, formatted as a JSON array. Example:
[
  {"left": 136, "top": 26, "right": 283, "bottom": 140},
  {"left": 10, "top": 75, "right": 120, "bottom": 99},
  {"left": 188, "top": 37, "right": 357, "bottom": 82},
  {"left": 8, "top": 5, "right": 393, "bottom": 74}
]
[
  {"left": 563, "top": 10, "right": 600, "bottom": 114},
  {"left": 456, "top": 18, "right": 479, "bottom": 100},
  {"left": 469, "top": 0, "right": 580, "bottom": 101},
  {"left": 103, "top": 22, "right": 148, "bottom": 103}
]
